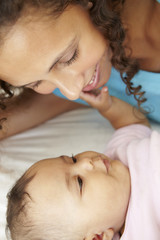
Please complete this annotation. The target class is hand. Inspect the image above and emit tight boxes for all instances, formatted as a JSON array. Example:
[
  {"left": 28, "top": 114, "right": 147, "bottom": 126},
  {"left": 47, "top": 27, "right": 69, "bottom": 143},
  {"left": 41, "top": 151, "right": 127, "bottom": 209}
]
[
  {"left": 80, "top": 87, "right": 112, "bottom": 113},
  {"left": 81, "top": 86, "right": 150, "bottom": 129}
]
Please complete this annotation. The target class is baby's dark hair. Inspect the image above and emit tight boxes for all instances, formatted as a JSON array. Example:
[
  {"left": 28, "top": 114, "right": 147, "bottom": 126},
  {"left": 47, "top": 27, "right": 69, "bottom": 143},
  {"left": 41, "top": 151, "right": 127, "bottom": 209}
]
[
  {"left": 0, "top": 0, "right": 146, "bottom": 128},
  {"left": 6, "top": 172, "right": 57, "bottom": 240},
  {"left": 6, "top": 168, "right": 83, "bottom": 240},
  {"left": 6, "top": 173, "right": 35, "bottom": 240}
]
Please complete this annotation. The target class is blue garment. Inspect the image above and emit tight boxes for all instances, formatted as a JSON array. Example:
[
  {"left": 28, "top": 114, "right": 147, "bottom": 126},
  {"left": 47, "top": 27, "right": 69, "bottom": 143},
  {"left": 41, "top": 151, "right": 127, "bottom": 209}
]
[
  {"left": 106, "top": 68, "right": 160, "bottom": 123},
  {"left": 53, "top": 67, "right": 160, "bottom": 123}
]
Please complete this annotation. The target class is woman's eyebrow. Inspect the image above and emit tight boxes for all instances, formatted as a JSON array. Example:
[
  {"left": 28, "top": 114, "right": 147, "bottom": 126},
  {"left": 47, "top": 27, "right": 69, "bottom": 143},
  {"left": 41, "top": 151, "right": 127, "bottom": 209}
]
[{"left": 48, "top": 36, "right": 78, "bottom": 72}]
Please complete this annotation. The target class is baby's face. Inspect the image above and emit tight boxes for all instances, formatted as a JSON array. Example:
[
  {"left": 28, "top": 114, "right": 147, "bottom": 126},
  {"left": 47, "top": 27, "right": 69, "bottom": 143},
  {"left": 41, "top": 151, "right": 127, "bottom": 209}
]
[{"left": 27, "top": 151, "right": 130, "bottom": 237}]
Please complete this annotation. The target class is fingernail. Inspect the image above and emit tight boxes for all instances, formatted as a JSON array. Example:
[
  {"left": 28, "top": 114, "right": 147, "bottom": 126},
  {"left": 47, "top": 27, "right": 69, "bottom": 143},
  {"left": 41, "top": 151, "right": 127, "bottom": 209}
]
[{"left": 103, "top": 87, "right": 108, "bottom": 92}]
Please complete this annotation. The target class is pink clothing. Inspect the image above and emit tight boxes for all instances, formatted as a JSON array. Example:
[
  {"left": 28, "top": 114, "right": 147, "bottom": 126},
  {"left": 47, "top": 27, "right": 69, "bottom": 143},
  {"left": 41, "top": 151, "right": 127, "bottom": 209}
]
[{"left": 104, "top": 124, "right": 160, "bottom": 240}]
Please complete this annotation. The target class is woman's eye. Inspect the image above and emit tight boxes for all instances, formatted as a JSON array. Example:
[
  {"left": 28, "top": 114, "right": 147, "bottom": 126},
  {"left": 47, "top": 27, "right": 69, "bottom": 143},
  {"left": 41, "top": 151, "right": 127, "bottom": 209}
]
[
  {"left": 77, "top": 176, "right": 83, "bottom": 191},
  {"left": 64, "top": 49, "right": 79, "bottom": 66},
  {"left": 32, "top": 80, "right": 42, "bottom": 89},
  {"left": 72, "top": 155, "right": 77, "bottom": 163},
  {"left": 26, "top": 80, "right": 42, "bottom": 89}
]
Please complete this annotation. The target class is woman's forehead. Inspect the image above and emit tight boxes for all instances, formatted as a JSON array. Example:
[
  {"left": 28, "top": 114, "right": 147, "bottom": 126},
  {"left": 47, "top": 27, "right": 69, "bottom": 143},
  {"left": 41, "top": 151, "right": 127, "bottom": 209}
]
[
  {"left": 0, "top": 6, "right": 85, "bottom": 83},
  {"left": 0, "top": 5, "right": 88, "bottom": 56},
  {"left": 1, "top": 4, "right": 86, "bottom": 50}
]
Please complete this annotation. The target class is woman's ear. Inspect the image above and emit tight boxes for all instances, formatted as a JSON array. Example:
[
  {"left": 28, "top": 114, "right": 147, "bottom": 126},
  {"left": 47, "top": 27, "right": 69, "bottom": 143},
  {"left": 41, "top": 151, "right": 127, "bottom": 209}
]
[{"left": 86, "top": 1, "right": 93, "bottom": 10}]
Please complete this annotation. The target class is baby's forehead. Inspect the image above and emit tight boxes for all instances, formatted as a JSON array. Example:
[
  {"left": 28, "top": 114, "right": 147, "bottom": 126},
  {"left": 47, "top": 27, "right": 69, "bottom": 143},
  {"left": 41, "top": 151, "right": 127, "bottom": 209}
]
[
  {"left": 26, "top": 158, "right": 64, "bottom": 191},
  {"left": 25, "top": 157, "right": 80, "bottom": 222},
  {"left": 26, "top": 157, "right": 69, "bottom": 197},
  {"left": 28, "top": 156, "right": 63, "bottom": 173}
]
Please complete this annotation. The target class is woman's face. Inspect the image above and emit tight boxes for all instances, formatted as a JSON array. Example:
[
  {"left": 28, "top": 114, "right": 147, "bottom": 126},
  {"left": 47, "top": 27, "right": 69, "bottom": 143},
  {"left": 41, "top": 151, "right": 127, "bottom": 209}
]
[{"left": 0, "top": 5, "right": 112, "bottom": 100}]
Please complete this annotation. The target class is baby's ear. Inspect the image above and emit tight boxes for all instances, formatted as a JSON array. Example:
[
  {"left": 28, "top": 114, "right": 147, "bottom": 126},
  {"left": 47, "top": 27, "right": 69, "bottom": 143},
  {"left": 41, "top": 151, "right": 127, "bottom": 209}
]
[
  {"left": 102, "top": 229, "right": 114, "bottom": 240},
  {"left": 85, "top": 229, "right": 114, "bottom": 240},
  {"left": 84, "top": 233, "right": 94, "bottom": 240}
]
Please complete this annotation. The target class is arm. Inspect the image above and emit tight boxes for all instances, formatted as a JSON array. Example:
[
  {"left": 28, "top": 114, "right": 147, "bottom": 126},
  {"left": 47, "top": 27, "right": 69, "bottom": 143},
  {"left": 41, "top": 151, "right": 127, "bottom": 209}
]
[
  {"left": 0, "top": 89, "right": 85, "bottom": 140},
  {"left": 80, "top": 87, "right": 150, "bottom": 129}
]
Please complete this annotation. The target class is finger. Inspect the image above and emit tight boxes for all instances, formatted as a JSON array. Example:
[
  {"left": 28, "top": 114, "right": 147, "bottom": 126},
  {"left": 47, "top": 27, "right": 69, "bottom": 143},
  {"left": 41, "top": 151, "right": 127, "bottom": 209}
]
[
  {"left": 80, "top": 87, "right": 105, "bottom": 102},
  {"left": 98, "top": 87, "right": 112, "bottom": 110},
  {"left": 100, "top": 87, "right": 111, "bottom": 103},
  {"left": 80, "top": 87, "right": 111, "bottom": 109},
  {"left": 80, "top": 91, "right": 99, "bottom": 107}
]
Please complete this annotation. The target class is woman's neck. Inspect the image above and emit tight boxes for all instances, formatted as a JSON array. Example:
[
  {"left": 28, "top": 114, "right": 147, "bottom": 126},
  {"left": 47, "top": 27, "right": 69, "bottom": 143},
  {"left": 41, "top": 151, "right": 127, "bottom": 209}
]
[{"left": 121, "top": 0, "right": 160, "bottom": 72}]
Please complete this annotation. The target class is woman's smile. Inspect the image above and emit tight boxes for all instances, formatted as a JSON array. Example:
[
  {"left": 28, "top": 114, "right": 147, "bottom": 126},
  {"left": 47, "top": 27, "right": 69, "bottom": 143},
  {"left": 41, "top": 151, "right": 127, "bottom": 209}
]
[{"left": 83, "top": 63, "right": 99, "bottom": 92}]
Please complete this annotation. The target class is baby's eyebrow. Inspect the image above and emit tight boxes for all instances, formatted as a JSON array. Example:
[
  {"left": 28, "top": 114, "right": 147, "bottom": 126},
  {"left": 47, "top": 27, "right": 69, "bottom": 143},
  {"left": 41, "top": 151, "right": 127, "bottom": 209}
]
[
  {"left": 60, "top": 155, "right": 80, "bottom": 198},
  {"left": 60, "top": 155, "right": 69, "bottom": 163},
  {"left": 60, "top": 155, "right": 71, "bottom": 189},
  {"left": 65, "top": 172, "right": 70, "bottom": 190}
]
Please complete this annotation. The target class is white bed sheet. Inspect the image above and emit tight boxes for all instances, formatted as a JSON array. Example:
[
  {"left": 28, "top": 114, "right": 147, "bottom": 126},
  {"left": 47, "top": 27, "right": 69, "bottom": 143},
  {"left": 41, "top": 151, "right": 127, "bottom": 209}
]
[{"left": 0, "top": 107, "right": 159, "bottom": 240}]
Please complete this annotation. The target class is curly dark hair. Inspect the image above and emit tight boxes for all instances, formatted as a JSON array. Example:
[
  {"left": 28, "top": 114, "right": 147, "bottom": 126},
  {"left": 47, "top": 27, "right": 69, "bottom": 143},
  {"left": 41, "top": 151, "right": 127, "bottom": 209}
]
[{"left": 0, "top": 0, "right": 146, "bottom": 126}]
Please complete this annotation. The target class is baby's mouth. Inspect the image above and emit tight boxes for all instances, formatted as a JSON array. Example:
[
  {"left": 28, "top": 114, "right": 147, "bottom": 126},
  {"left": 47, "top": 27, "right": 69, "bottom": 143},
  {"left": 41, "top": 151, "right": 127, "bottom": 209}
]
[
  {"left": 102, "top": 158, "right": 110, "bottom": 173},
  {"left": 82, "top": 64, "right": 99, "bottom": 92}
]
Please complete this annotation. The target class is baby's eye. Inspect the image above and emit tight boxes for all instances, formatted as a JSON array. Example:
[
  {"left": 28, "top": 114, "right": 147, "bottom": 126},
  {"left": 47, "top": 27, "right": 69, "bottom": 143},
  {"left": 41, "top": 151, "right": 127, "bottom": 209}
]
[
  {"left": 72, "top": 155, "right": 77, "bottom": 163},
  {"left": 77, "top": 176, "right": 83, "bottom": 191}
]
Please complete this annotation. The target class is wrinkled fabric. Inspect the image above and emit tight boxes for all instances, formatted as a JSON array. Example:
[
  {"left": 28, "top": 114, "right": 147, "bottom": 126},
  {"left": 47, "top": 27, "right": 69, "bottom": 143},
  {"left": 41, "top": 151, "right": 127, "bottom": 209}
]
[{"left": 104, "top": 124, "right": 160, "bottom": 240}]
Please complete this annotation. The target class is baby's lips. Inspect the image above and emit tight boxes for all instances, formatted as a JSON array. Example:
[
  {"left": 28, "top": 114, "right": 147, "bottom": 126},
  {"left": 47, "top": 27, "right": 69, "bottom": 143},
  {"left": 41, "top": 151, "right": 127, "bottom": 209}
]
[{"left": 102, "top": 158, "right": 110, "bottom": 172}]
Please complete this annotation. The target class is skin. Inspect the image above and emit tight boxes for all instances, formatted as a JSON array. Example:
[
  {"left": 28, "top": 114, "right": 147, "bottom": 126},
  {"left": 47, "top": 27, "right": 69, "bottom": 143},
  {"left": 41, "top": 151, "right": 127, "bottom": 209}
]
[
  {"left": 0, "top": 5, "right": 112, "bottom": 100},
  {"left": 122, "top": 0, "right": 160, "bottom": 72},
  {"left": 26, "top": 151, "right": 130, "bottom": 239},
  {"left": 80, "top": 87, "right": 150, "bottom": 129},
  {"left": 0, "top": 0, "right": 158, "bottom": 139}
]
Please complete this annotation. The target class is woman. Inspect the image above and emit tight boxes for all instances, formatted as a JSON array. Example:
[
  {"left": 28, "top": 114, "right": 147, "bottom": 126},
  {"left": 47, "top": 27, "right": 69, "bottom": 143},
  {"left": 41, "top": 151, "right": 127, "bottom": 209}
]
[{"left": 0, "top": 0, "right": 159, "bottom": 139}]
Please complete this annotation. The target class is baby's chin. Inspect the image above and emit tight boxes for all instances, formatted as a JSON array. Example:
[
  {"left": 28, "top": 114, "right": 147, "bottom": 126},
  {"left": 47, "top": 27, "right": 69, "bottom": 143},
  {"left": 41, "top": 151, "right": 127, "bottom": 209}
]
[
  {"left": 111, "top": 159, "right": 128, "bottom": 169},
  {"left": 110, "top": 159, "right": 130, "bottom": 182}
]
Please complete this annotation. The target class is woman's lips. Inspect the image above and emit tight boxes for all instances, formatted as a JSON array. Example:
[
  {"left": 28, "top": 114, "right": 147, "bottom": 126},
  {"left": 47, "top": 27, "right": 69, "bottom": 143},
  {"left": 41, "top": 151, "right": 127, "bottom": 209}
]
[{"left": 82, "top": 64, "right": 100, "bottom": 92}]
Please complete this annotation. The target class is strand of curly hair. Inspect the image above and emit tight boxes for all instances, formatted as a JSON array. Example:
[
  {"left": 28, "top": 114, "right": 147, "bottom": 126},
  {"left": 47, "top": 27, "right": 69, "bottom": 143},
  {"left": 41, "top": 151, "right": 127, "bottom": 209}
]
[{"left": 90, "top": 0, "right": 146, "bottom": 110}]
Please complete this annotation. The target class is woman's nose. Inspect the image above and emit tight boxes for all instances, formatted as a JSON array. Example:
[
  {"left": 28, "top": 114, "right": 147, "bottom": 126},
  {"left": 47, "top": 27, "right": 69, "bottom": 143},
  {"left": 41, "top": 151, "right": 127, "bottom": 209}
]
[{"left": 54, "top": 74, "right": 85, "bottom": 100}]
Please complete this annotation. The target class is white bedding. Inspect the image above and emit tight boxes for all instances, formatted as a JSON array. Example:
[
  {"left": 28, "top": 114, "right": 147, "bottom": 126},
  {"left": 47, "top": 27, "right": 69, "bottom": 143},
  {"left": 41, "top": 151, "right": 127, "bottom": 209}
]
[{"left": 0, "top": 107, "right": 159, "bottom": 240}]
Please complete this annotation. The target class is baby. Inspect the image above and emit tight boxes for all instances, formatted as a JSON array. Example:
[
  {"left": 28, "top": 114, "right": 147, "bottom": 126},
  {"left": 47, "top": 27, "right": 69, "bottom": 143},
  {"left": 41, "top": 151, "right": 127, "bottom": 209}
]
[{"left": 6, "top": 88, "right": 160, "bottom": 240}]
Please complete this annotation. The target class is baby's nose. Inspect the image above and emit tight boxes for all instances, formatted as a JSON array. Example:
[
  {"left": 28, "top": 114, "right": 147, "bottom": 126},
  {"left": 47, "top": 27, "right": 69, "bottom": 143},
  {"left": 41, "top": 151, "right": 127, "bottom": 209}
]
[{"left": 78, "top": 158, "right": 94, "bottom": 171}]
